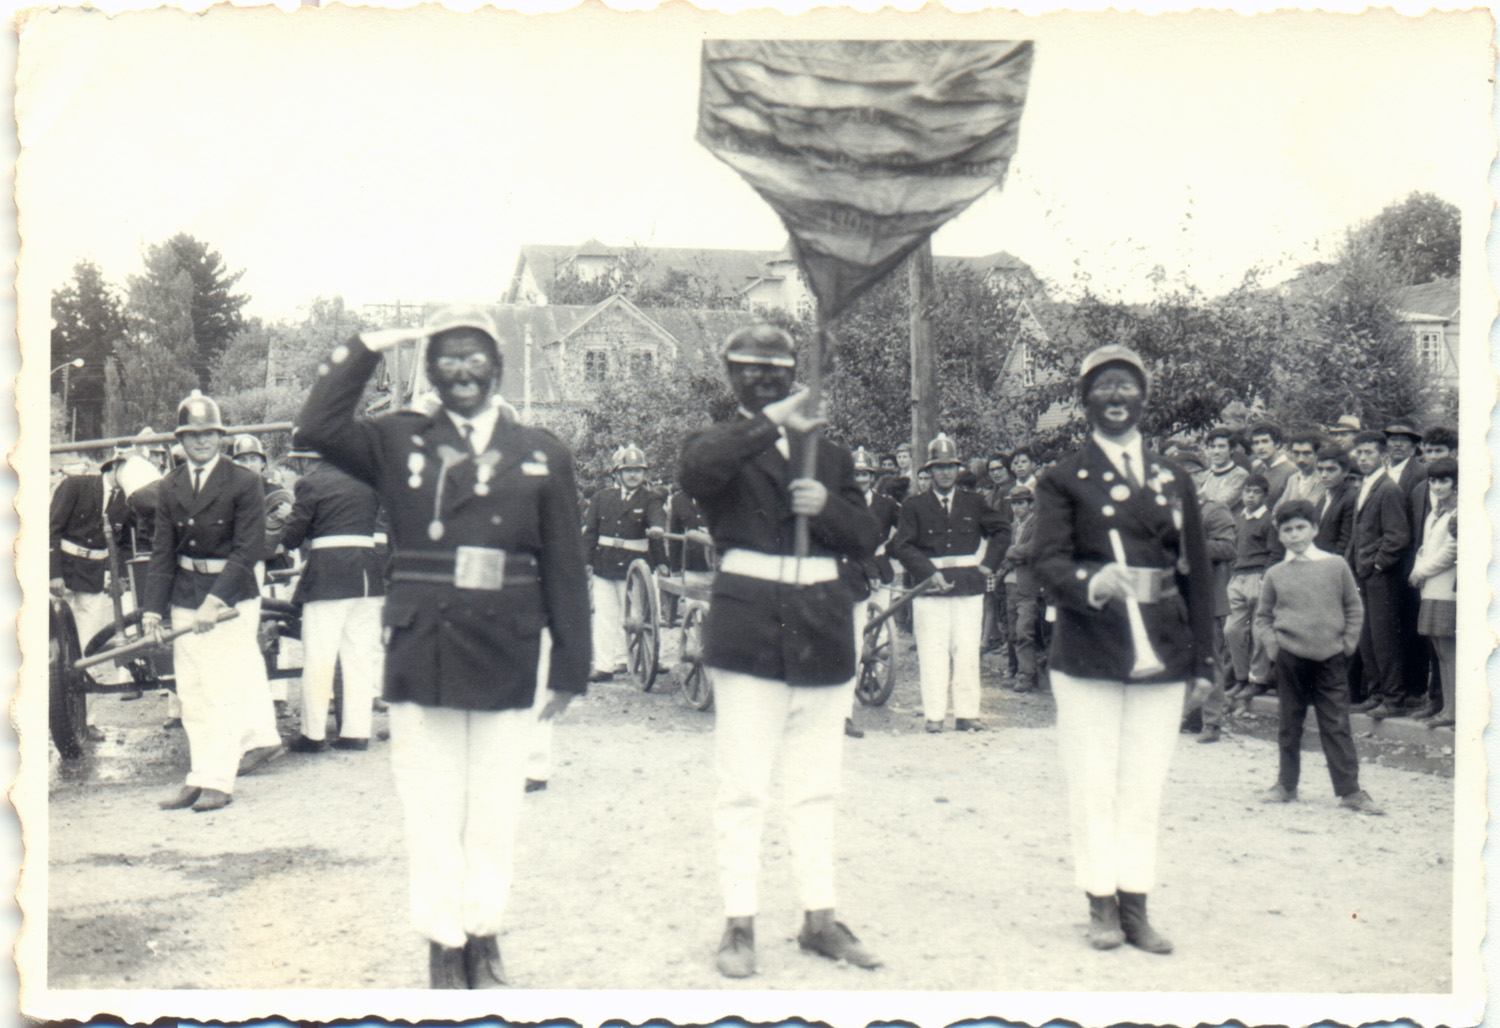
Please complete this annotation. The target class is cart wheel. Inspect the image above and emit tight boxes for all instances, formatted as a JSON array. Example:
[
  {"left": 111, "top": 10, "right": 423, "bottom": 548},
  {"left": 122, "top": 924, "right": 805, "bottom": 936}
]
[
  {"left": 623, "top": 559, "right": 660, "bottom": 692},
  {"left": 855, "top": 605, "right": 897, "bottom": 706},
  {"left": 677, "top": 602, "right": 713, "bottom": 711},
  {"left": 83, "top": 610, "right": 169, "bottom": 691},
  {"left": 49, "top": 601, "right": 89, "bottom": 760}
]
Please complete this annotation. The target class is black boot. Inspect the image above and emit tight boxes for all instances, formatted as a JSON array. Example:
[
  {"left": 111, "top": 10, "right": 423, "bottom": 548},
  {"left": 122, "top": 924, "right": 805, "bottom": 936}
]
[
  {"left": 464, "top": 934, "right": 506, "bottom": 988},
  {"left": 429, "top": 941, "right": 468, "bottom": 988},
  {"left": 1086, "top": 892, "right": 1124, "bottom": 950},
  {"left": 1117, "top": 891, "right": 1173, "bottom": 954},
  {"left": 714, "top": 916, "right": 755, "bottom": 978}
]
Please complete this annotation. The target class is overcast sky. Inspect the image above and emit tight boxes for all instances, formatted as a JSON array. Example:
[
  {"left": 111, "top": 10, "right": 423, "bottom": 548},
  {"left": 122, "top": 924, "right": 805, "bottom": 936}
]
[{"left": 15, "top": 5, "right": 1493, "bottom": 322}]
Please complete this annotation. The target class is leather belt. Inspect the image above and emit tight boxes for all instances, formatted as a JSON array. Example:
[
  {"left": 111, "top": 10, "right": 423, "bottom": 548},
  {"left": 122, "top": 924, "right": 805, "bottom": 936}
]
[
  {"left": 719, "top": 548, "right": 838, "bottom": 585},
  {"left": 598, "top": 535, "right": 649, "bottom": 553},
  {"left": 60, "top": 540, "right": 108, "bottom": 560},
  {"left": 390, "top": 549, "right": 539, "bottom": 592},
  {"left": 930, "top": 545, "right": 986, "bottom": 570},
  {"left": 309, "top": 535, "right": 376, "bottom": 550},
  {"left": 178, "top": 556, "right": 228, "bottom": 574}
]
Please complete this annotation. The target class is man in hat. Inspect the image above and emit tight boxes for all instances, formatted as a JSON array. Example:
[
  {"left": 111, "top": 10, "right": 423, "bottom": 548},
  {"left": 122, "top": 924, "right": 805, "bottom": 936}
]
[
  {"left": 680, "top": 322, "right": 880, "bottom": 979},
  {"left": 295, "top": 304, "right": 591, "bottom": 988},
  {"left": 891, "top": 433, "right": 1009, "bottom": 732},
  {"left": 141, "top": 390, "right": 285, "bottom": 813},
  {"left": 582, "top": 443, "right": 666, "bottom": 682},
  {"left": 1032, "top": 344, "right": 1214, "bottom": 955},
  {"left": 1326, "top": 414, "right": 1362, "bottom": 453},
  {"left": 50, "top": 445, "right": 134, "bottom": 738},
  {"left": 278, "top": 436, "right": 385, "bottom": 752},
  {"left": 999, "top": 482, "right": 1043, "bottom": 693},
  {"left": 1381, "top": 421, "right": 1428, "bottom": 707}
]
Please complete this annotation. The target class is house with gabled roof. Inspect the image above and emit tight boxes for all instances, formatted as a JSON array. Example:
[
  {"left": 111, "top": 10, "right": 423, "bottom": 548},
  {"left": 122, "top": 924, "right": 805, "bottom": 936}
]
[{"left": 1393, "top": 276, "right": 1459, "bottom": 390}]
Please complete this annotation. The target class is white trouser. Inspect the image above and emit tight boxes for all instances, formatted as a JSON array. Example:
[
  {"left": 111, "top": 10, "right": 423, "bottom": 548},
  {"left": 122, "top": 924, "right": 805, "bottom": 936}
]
[
  {"left": 298, "top": 596, "right": 383, "bottom": 741},
  {"left": 1051, "top": 671, "right": 1184, "bottom": 895},
  {"left": 713, "top": 669, "right": 855, "bottom": 917},
  {"left": 591, "top": 575, "right": 627, "bottom": 673},
  {"left": 388, "top": 701, "right": 532, "bottom": 946},
  {"left": 527, "top": 633, "right": 554, "bottom": 782},
  {"left": 171, "top": 597, "right": 282, "bottom": 795},
  {"left": 64, "top": 587, "right": 114, "bottom": 724},
  {"left": 911, "top": 593, "right": 984, "bottom": 721}
]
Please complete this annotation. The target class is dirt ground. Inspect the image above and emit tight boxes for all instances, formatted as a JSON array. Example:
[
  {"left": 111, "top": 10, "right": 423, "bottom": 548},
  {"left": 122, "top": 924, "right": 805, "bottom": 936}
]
[{"left": 44, "top": 631, "right": 1457, "bottom": 994}]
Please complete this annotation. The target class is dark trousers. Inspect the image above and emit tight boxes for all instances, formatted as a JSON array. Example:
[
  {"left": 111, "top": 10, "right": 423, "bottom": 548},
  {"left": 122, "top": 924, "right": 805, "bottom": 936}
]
[
  {"left": 1274, "top": 649, "right": 1360, "bottom": 797},
  {"left": 1006, "top": 587, "right": 1040, "bottom": 685},
  {"left": 1356, "top": 570, "right": 1403, "bottom": 704}
]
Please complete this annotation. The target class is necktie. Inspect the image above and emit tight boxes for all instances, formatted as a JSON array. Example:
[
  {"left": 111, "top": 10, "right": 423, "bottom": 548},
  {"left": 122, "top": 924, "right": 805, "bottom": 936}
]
[
  {"left": 1122, "top": 451, "right": 1140, "bottom": 489},
  {"left": 459, "top": 422, "right": 475, "bottom": 454},
  {"left": 193, "top": 468, "right": 203, "bottom": 494},
  {"left": 774, "top": 428, "right": 790, "bottom": 461}
]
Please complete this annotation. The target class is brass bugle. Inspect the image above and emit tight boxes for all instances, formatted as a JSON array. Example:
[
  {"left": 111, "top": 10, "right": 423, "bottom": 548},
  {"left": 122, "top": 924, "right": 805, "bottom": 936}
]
[{"left": 1107, "top": 528, "right": 1167, "bottom": 679}]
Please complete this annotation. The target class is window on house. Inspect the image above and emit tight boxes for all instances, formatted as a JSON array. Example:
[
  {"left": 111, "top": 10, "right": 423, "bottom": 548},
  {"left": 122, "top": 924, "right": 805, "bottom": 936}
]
[
  {"left": 629, "top": 350, "right": 655, "bottom": 377},
  {"left": 584, "top": 349, "right": 608, "bottom": 383},
  {"left": 1020, "top": 342, "right": 1036, "bottom": 389},
  {"left": 1417, "top": 328, "right": 1445, "bottom": 368}
]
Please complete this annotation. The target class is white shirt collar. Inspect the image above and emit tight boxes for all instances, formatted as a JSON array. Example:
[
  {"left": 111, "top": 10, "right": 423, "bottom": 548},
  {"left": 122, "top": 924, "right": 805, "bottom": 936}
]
[
  {"left": 1285, "top": 544, "right": 1334, "bottom": 563},
  {"left": 1092, "top": 431, "right": 1144, "bottom": 481},
  {"left": 187, "top": 454, "right": 220, "bottom": 479},
  {"left": 1388, "top": 456, "right": 1410, "bottom": 479},
  {"left": 444, "top": 401, "right": 501, "bottom": 455},
  {"left": 1244, "top": 505, "right": 1268, "bottom": 519}
]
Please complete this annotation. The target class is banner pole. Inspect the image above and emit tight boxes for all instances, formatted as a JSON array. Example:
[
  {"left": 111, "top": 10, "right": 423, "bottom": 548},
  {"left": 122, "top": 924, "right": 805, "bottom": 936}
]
[{"left": 793, "top": 318, "right": 828, "bottom": 560}]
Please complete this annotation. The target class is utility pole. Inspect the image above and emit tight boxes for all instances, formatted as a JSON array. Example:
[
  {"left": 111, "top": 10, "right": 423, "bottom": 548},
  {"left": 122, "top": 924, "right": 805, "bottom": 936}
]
[
  {"left": 908, "top": 239, "right": 937, "bottom": 463},
  {"left": 61, "top": 362, "right": 74, "bottom": 440},
  {"left": 523, "top": 323, "right": 534, "bottom": 421}
]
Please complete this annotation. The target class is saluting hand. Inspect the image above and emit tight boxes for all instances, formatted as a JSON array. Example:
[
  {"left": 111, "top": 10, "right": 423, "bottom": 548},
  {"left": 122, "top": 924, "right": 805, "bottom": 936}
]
[
  {"left": 762, "top": 387, "right": 827, "bottom": 434},
  {"left": 789, "top": 478, "right": 828, "bottom": 517},
  {"left": 358, "top": 326, "right": 430, "bottom": 354}
]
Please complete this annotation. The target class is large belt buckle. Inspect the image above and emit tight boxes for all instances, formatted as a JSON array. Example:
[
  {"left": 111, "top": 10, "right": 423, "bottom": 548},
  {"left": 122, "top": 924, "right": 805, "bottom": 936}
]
[
  {"left": 454, "top": 546, "right": 506, "bottom": 590},
  {"left": 1128, "top": 567, "right": 1163, "bottom": 604}
]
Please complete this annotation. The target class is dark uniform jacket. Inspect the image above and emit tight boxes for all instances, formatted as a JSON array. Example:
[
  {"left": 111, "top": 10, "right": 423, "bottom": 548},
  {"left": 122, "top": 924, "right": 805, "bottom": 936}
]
[
  {"left": 666, "top": 489, "right": 712, "bottom": 574},
  {"left": 582, "top": 485, "right": 666, "bottom": 579},
  {"left": 296, "top": 336, "right": 591, "bottom": 711},
  {"left": 681, "top": 413, "right": 877, "bottom": 686},
  {"left": 142, "top": 459, "right": 266, "bottom": 615},
  {"left": 861, "top": 489, "right": 900, "bottom": 584},
  {"left": 1346, "top": 472, "right": 1411, "bottom": 579},
  {"left": 50, "top": 474, "right": 128, "bottom": 594},
  {"left": 891, "top": 488, "right": 1009, "bottom": 596},
  {"left": 1034, "top": 440, "right": 1215, "bottom": 684},
  {"left": 279, "top": 462, "right": 387, "bottom": 606}
]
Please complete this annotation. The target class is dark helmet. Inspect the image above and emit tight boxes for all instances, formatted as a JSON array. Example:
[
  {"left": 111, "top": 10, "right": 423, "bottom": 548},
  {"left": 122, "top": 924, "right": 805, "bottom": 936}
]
[
  {"left": 721, "top": 324, "right": 796, "bottom": 368},
  {"left": 231, "top": 434, "right": 266, "bottom": 461},
  {"left": 174, "top": 390, "right": 225, "bottom": 435},
  {"left": 923, "top": 433, "right": 963, "bottom": 470}
]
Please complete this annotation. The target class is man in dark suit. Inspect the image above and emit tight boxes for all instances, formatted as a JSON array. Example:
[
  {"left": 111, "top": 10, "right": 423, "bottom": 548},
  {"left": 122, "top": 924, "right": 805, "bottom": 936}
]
[
  {"left": 582, "top": 444, "right": 666, "bottom": 681},
  {"left": 296, "top": 305, "right": 591, "bottom": 989},
  {"left": 1313, "top": 446, "right": 1356, "bottom": 558},
  {"left": 279, "top": 439, "right": 386, "bottom": 752},
  {"left": 1344, "top": 431, "right": 1412, "bottom": 718},
  {"left": 141, "top": 391, "right": 284, "bottom": 813},
  {"left": 1033, "top": 345, "right": 1214, "bottom": 957},
  {"left": 50, "top": 450, "right": 132, "bottom": 737},
  {"left": 891, "top": 434, "right": 1008, "bottom": 732},
  {"left": 680, "top": 323, "right": 880, "bottom": 980},
  {"left": 1379, "top": 422, "right": 1429, "bottom": 708},
  {"left": 848, "top": 446, "right": 900, "bottom": 738}
]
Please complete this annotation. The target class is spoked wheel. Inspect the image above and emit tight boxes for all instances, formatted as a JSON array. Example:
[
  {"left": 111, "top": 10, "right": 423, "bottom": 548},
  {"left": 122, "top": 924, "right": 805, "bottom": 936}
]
[
  {"left": 623, "top": 559, "right": 661, "bottom": 692},
  {"left": 677, "top": 601, "right": 713, "bottom": 711},
  {"left": 49, "top": 600, "right": 89, "bottom": 760},
  {"left": 855, "top": 604, "right": 897, "bottom": 707}
]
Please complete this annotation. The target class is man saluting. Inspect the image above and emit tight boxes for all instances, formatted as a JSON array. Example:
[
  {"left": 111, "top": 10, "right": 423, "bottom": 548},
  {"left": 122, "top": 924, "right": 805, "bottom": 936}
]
[
  {"left": 680, "top": 324, "right": 880, "bottom": 979},
  {"left": 296, "top": 305, "right": 591, "bottom": 989}
]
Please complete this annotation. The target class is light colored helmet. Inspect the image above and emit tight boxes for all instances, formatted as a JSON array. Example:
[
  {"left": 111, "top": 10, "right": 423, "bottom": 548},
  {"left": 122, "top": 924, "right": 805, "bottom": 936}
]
[
  {"left": 720, "top": 323, "right": 796, "bottom": 367},
  {"left": 851, "top": 447, "right": 878, "bottom": 473},
  {"left": 614, "top": 443, "right": 647, "bottom": 471},
  {"left": 424, "top": 304, "right": 500, "bottom": 347},
  {"left": 174, "top": 390, "right": 225, "bottom": 435},
  {"left": 1077, "top": 344, "right": 1150, "bottom": 398}
]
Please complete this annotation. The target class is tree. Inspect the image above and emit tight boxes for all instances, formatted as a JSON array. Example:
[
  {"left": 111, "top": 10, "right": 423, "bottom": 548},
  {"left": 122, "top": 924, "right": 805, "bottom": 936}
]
[
  {"left": 1360, "top": 191, "right": 1460, "bottom": 286},
  {"left": 51, "top": 258, "right": 126, "bottom": 439},
  {"left": 117, "top": 250, "right": 201, "bottom": 434},
  {"left": 130, "top": 233, "right": 250, "bottom": 385}
]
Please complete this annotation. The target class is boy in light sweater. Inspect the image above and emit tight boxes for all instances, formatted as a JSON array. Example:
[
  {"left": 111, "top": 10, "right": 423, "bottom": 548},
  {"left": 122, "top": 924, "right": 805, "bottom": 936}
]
[{"left": 1253, "top": 500, "right": 1383, "bottom": 814}]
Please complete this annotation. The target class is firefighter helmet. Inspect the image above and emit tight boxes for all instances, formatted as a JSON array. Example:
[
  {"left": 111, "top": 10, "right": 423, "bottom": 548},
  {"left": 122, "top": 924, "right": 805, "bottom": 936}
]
[
  {"left": 231, "top": 434, "right": 266, "bottom": 461},
  {"left": 174, "top": 390, "right": 225, "bottom": 435},
  {"left": 851, "top": 447, "right": 878, "bottom": 473},
  {"left": 923, "top": 433, "right": 962, "bottom": 470},
  {"left": 614, "top": 443, "right": 647, "bottom": 471},
  {"left": 1077, "top": 344, "right": 1150, "bottom": 398}
]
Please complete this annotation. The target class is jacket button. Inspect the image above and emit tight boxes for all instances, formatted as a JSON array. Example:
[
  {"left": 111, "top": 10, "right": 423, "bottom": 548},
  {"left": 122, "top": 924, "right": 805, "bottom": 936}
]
[{"left": 187, "top": 518, "right": 194, "bottom": 526}]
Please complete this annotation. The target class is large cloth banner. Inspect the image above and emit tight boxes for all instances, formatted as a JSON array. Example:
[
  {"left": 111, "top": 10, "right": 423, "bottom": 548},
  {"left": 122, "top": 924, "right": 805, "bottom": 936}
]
[{"left": 697, "top": 39, "right": 1034, "bottom": 320}]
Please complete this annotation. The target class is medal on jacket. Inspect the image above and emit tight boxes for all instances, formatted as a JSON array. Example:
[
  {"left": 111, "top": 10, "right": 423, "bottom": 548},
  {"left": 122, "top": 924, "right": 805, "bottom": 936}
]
[
  {"left": 407, "top": 451, "right": 426, "bottom": 490},
  {"left": 474, "top": 450, "right": 500, "bottom": 497},
  {"left": 428, "top": 444, "right": 470, "bottom": 542}
]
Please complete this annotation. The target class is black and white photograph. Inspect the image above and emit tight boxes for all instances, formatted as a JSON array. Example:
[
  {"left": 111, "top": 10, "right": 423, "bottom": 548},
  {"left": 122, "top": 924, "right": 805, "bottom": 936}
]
[{"left": 11, "top": 4, "right": 1493, "bottom": 1026}]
